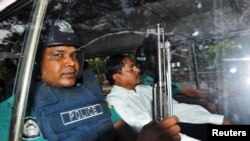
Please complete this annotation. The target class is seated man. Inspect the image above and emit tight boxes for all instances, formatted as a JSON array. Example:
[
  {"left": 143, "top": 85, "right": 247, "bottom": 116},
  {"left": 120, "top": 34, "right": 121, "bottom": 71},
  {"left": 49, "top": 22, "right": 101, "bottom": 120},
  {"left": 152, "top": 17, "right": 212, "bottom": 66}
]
[
  {"left": 105, "top": 54, "right": 230, "bottom": 141},
  {"left": 135, "top": 35, "right": 207, "bottom": 99},
  {"left": 0, "top": 20, "right": 180, "bottom": 141}
]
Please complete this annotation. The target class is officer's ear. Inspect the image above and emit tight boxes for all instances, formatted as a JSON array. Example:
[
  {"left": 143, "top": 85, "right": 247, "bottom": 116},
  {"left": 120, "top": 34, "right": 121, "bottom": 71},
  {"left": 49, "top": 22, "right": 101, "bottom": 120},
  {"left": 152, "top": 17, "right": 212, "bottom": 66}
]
[{"left": 76, "top": 49, "right": 85, "bottom": 78}]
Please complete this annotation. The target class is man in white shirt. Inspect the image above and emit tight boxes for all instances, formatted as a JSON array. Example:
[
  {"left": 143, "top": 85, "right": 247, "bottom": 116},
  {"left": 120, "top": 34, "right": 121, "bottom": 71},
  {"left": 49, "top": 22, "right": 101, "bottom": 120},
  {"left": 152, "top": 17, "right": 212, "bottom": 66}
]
[{"left": 105, "top": 54, "right": 230, "bottom": 141}]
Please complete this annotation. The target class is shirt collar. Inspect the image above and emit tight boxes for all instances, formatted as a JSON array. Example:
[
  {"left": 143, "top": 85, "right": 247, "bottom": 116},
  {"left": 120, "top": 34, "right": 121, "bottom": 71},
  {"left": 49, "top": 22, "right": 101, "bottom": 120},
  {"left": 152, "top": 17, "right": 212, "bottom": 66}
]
[{"left": 112, "top": 85, "right": 142, "bottom": 95}]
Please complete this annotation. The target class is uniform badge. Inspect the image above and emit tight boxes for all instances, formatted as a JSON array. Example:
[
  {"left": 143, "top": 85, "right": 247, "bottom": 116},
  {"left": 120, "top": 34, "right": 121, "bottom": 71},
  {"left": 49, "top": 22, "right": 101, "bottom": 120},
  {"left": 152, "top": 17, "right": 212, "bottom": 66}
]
[
  {"left": 56, "top": 20, "right": 74, "bottom": 33},
  {"left": 22, "top": 117, "right": 41, "bottom": 140}
]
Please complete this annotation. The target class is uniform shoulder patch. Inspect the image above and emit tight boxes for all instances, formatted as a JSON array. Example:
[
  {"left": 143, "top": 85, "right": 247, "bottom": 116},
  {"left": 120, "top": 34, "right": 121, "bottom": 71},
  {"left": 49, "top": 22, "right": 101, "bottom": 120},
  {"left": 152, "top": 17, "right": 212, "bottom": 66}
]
[{"left": 22, "top": 116, "right": 41, "bottom": 140}]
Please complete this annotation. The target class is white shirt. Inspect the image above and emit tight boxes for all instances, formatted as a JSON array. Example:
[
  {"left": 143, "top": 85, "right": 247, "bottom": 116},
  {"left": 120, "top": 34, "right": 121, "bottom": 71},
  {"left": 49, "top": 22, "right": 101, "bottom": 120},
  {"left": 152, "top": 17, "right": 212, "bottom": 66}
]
[{"left": 106, "top": 85, "right": 224, "bottom": 132}]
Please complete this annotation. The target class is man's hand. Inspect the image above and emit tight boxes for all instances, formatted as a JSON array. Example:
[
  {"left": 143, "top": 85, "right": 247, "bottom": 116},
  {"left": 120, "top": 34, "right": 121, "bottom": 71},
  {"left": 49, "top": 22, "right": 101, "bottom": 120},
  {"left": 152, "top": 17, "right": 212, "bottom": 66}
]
[
  {"left": 137, "top": 116, "right": 181, "bottom": 141},
  {"left": 160, "top": 116, "right": 181, "bottom": 141}
]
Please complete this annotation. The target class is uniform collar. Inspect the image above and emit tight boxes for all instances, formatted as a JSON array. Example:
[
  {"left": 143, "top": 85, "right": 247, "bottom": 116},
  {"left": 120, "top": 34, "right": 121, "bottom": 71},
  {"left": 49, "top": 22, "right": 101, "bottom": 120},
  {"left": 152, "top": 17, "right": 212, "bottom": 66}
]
[{"left": 32, "top": 83, "right": 59, "bottom": 108}]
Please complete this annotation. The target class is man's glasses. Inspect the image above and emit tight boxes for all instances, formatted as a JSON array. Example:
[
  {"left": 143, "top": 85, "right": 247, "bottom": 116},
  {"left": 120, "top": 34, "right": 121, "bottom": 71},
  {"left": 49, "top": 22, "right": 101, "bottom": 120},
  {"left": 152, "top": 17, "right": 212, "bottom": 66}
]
[{"left": 120, "top": 65, "right": 140, "bottom": 73}]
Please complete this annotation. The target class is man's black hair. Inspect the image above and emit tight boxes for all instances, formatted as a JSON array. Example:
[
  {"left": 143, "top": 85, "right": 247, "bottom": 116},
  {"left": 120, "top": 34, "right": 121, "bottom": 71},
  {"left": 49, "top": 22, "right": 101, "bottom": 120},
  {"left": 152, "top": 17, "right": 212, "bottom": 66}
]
[{"left": 105, "top": 54, "right": 127, "bottom": 85}]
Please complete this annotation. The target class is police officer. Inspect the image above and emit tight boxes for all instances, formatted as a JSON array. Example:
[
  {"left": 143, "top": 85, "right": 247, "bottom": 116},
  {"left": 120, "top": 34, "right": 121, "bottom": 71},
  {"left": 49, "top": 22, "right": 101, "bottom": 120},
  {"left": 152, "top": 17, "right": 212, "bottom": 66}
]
[{"left": 28, "top": 20, "right": 115, "bottom": 141}]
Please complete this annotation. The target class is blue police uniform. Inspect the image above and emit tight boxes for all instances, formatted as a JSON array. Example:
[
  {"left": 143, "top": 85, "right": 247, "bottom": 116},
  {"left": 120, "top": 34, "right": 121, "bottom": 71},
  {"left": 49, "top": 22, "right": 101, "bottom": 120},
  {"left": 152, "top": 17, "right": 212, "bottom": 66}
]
[
  {"left": 31, "top": 83, "right": 115, "bottom": 141},
  {"left": 29, "top": 66, "right": 116, "bottom": 141}
]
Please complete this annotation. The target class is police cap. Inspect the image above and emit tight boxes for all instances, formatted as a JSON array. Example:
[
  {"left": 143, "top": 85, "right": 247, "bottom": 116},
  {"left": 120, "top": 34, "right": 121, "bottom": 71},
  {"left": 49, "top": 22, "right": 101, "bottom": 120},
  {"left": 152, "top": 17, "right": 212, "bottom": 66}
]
[{"left": 40, "top": 20, "right": 82, "bottom": 48}]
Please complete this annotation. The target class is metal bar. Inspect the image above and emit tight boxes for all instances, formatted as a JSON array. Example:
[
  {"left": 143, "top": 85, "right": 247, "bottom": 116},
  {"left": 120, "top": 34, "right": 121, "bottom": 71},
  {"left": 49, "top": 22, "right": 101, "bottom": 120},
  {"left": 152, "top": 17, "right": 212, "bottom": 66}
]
[
  {"left": 156, "top": 24, "right": 164, "bottom": 121},
  {"left": 151, "top": 24, "right": 173, "bottom": 121},
  {"left": 161, "top": 30, "right": 168, "bottom": 118},
  {"left": 152, "top": 84, "right": 157, "bottom": 121},
  {"left": 165, "top": 41, "right": 173, "bottom": 116},
  {"left": 9, "top": 0, "right": 48, "bottom": 141}
]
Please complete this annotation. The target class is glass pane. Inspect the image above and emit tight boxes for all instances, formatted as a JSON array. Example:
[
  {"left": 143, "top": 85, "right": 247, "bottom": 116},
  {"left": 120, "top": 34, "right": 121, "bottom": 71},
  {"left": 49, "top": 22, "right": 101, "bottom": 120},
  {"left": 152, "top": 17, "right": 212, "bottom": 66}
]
[
  {"left": 33, "top": 0, "right": 250, "bottom": 129},
  {"left": 2, "top": 0, "right": 250, "bottom": 140},
  {"left": 0, "top": 1, "right": 33, "bottom": 141}
]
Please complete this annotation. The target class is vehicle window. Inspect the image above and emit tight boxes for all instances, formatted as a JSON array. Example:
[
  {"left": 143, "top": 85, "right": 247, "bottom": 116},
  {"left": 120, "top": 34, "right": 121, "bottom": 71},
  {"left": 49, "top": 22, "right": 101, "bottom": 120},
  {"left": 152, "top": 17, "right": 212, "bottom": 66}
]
[
  {"left": 0, "top": 2, "right": 32, "bottom": 101},
  {"left": 1, "top": 0, "right": 250, "bottom": 140},
  {"left": 0, "top": 1, "right": 33, "bottom": 140}
]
